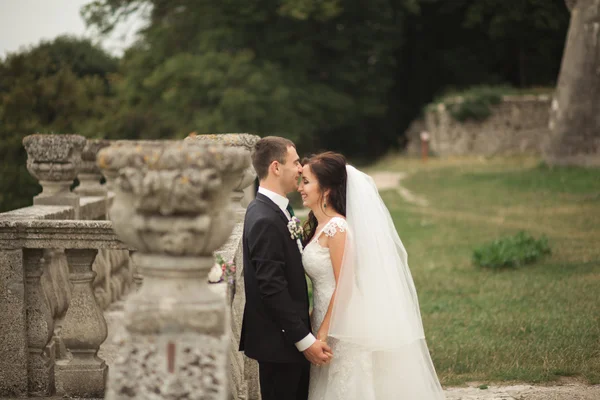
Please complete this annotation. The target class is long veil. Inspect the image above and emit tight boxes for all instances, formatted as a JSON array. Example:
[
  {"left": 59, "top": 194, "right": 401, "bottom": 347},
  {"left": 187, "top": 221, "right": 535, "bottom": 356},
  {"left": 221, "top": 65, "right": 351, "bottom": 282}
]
[{"left": 328, "top": 165, "right": 445, "bottom": 399}]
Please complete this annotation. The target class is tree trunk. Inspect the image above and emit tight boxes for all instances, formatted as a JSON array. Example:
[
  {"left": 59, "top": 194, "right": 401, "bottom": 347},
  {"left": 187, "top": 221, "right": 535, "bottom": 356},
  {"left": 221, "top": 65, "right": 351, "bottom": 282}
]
[{"left": 544, "top": 0, "right": 600, "bottom": 166}]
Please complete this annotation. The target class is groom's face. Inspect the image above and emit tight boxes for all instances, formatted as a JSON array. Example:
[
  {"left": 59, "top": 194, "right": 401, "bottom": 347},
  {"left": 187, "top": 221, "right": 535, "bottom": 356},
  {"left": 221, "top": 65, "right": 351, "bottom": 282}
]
[{"left": 279, "top": 146, "right": 302, "bottom": 193}]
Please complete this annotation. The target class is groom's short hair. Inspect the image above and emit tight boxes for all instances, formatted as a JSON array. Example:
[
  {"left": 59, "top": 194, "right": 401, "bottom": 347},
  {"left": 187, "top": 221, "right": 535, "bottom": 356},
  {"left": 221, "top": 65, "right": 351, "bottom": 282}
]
[{"left": 252, "top": 136, "right": 295, "bottom": 180}]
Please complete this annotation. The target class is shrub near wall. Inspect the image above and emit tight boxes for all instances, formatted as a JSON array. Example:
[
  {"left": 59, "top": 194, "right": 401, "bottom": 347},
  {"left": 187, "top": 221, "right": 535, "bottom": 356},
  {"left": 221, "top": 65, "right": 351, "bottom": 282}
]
[{"left": 415, "top": 87, "right": 554, "bottom": 157}]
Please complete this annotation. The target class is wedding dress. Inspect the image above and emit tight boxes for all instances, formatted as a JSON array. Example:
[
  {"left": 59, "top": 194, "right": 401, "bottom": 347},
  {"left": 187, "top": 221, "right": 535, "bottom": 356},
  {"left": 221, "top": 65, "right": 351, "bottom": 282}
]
[{"left": 302, "top": 166, "right": 445, "bottom": 400}]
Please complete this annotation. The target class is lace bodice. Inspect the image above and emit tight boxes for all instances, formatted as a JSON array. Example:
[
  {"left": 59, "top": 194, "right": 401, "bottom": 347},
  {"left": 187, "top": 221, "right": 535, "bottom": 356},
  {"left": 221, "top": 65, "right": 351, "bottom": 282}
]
[{"left": 302, "top": 217, "right": 347, "bottom": 332}]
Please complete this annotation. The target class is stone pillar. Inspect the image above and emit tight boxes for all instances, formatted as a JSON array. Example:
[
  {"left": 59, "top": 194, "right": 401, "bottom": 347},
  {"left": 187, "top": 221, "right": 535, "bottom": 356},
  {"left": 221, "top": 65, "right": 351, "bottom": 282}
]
[
  {"left": 55, "top": 248, "right": 107, "bottom": 398},
  {"left": 0, "top": 249, "right": 28, "bottom": 396},
  {"left": 99, "top": 140, "right": 249, "bottom": 399},
  {"left": 22, "top": 134, "right": 86, "bottom": 219},
  {"left": 74, "top": 139, "right": 110, "bottom": 197},
  {"left": 23, "top": 248, "right": 56, "bottom": 396},
  {"left": 184, "top": 133, "right": 261, "bottom": 400}
]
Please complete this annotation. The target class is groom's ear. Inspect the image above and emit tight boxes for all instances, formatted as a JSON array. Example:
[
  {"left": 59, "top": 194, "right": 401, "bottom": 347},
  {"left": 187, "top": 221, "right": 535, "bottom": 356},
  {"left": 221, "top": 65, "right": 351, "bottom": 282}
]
[{"left": 269, "top": 160, "right": 281, "bottom": 177}]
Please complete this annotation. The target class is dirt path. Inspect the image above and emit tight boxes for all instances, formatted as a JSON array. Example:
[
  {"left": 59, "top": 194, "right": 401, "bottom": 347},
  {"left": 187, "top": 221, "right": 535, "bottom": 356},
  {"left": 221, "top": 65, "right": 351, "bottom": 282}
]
[{"left": 370, "top": 171, "right": 429, "bottom": 207}]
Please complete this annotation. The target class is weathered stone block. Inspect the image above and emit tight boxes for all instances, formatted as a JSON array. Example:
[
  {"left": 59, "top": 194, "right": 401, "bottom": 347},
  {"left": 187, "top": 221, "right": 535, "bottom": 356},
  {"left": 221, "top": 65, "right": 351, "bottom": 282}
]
[
  {"left": 55, "top": 357, "right": 107, "bottom": 398},
  {"left": 0, "top": 249, "right": 28, "bottom": 396}
]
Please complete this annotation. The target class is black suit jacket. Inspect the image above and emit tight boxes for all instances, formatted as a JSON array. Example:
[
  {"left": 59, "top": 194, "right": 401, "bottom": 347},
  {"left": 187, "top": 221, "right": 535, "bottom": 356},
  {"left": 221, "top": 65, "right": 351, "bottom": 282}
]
[{"left": 239, "top": 193, "right": 311, "bottom": 363}]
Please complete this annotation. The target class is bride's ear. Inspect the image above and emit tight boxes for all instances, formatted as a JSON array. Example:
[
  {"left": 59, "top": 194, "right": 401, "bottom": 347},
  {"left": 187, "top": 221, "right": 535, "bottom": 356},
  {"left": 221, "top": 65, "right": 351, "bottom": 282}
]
[{"left": 323, "top": 189, "right": 331, "bottom": 204}]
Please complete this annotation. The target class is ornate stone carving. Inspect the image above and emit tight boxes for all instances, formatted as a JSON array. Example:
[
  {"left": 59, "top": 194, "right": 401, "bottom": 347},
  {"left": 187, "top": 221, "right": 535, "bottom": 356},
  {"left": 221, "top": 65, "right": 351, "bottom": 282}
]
[
  {"left": 99, "top": 140, "right": 176, "bottom": 191},
  {"left": 75, "top": 139, "right": 110, "bottom": 196},
  {"left": 185, "top": 133, "right": 260, "bottom": 151},
  {"left": 22, "top": 134, "right": 86, "bottom": 217},
  {"left": 98, "top": 141, "right": 248, "bottom": 256},
  {"left": 99, "top": 141, "right": 249, "bottom": 399},
  {"left": 185, "top": 133, "right": 260, "bottom": 221}
]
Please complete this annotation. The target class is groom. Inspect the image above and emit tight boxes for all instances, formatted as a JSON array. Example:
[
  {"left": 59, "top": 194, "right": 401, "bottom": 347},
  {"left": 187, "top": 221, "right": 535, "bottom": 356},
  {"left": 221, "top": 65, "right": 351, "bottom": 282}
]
[{"left": 240, "top": 136, "right": 333, "bottom": 400}]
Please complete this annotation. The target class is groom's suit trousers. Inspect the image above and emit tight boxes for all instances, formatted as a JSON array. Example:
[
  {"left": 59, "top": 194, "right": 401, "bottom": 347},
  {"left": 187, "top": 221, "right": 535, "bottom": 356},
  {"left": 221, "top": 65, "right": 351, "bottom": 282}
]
[{"left": 259, "top": 361, "right": 309, "bottom": 400}]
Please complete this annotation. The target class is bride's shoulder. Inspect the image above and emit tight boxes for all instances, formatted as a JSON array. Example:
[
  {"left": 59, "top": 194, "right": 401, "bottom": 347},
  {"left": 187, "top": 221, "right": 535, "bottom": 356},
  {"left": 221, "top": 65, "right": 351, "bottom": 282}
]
[{"left": 323, "top": 216, "right": 348, "bottom": 237}]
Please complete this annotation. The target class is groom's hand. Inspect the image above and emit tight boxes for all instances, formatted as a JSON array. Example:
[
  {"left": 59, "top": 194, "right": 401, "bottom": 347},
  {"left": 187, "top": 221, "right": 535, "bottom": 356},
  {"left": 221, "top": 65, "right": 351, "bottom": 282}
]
[{"left": 303, "top": 340, "right": 333, "bottom": 366}]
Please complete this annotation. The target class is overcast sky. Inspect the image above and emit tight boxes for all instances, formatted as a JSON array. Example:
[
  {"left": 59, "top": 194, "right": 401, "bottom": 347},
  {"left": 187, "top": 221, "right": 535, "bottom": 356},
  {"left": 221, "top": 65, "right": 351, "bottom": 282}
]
[{"left": 0, "top": 0, "right": 144, "bottom": 59}]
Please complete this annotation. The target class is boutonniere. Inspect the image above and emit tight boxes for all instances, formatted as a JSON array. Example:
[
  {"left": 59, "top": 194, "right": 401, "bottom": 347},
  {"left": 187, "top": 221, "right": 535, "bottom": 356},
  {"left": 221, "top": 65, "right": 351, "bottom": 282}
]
[{"left": 287, "top": 216, "right": 304, "bottom": 254}]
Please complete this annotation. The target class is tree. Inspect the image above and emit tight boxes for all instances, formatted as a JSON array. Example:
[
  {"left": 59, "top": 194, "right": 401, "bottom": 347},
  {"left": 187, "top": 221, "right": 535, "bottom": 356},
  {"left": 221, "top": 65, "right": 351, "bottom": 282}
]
[
  {"left": 83, "top": 0, "right": 570, "bottom": 159},
  {"left": 0, "top": 36, "right": 118, "bottom": 212},
  {"left": 544, "top": 0, "right": 600, "bottom": 166}
]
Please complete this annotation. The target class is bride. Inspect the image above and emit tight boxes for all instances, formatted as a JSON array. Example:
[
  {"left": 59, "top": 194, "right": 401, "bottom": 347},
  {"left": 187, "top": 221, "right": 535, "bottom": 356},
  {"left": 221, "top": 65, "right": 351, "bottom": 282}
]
[{"left": 299, "top": 152, "right": 445, "bottom": 400}]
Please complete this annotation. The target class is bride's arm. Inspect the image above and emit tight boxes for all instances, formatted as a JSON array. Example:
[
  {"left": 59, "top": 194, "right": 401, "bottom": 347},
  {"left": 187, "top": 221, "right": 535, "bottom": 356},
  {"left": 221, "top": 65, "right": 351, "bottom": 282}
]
[{"left": 316, "top": 228, "right": 346, "bottom": 342}]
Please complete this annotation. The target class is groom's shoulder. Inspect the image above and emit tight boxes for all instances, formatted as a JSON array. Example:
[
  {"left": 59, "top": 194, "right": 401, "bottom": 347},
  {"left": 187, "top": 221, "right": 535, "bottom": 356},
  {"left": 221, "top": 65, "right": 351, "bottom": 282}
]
[{"left": 245, "top": 197, "right": 272, "bottom": 221}]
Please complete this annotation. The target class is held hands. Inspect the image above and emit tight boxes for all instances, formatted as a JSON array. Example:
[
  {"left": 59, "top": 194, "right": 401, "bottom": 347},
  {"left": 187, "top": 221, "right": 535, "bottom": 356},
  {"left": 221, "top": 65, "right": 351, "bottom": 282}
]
[{"left": 303, "top": 339, "right": 333, "bottom": 366}]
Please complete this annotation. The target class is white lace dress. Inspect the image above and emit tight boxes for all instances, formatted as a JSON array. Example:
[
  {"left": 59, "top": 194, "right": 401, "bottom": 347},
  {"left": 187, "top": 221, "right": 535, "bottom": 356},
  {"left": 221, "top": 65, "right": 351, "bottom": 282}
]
[{"left": 302, "top": 217, "right": 376, "bottom": 400}]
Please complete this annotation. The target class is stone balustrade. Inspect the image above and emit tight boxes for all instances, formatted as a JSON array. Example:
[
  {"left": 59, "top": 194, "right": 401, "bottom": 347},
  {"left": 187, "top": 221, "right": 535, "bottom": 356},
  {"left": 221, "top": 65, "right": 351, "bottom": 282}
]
[
  {"left": 0, "top": 134, "right": 136, "bottom": 397},
  {"left": 0, "top": 219, "right": 129, "bottom": 397},
  {"left": 0, "top": 133, "right": 262, "bottom": 399}
]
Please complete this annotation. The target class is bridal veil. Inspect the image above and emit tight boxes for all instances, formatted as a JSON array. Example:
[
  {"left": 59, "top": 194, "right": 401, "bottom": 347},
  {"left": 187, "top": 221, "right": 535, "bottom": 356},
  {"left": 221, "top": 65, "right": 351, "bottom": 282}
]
[{"left": 326, "top": 165, "right": 445, "bottom": 399}]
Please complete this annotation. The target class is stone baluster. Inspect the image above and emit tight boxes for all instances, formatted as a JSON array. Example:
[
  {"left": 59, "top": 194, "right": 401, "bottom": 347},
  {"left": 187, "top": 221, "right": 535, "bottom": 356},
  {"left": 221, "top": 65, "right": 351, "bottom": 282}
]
[
  {"left": 129, "top": 250, "right": 143, "bottom": 291},
  {"left": 98, "top": 140, "right": 248, "bottom": 399},
  {"left": 23, "top": 248, "right": 56, "bottom": 396},
  {"left": 55, "top": 248, "right": 107, "bottom": 397},
  {"left": 40, "top": 249, "right": 72, "bottom": 361},
  {"left": 74, "top": 139, "right": 110, "bottom": 198},
  {"left": 22, "top": 134, "right": 86, "bottom": 219}
]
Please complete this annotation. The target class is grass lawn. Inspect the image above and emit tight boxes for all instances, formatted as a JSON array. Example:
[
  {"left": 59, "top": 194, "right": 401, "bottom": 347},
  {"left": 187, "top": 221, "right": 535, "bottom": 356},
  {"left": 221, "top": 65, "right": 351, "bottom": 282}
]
[{"left": 370, "top": 155, "right": 600, "bottom": 386}]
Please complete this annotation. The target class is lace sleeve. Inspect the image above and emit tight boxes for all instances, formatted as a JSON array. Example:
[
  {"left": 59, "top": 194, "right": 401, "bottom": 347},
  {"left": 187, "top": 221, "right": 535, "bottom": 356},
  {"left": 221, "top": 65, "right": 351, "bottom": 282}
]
[{"left": 323, "top": 217, "right": 348, "bottom": 238}]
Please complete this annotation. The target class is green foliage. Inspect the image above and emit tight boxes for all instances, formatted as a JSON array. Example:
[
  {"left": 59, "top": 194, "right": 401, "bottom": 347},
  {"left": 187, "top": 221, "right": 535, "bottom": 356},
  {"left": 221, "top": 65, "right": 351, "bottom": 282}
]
[
  {"left": 426, "top": 85, "right": 555, "bottom": 122},
  {"left": 0, "top": 36, "right": 117, "bottom": 212},
  {"left": 446, "top": 86, "right": 505, "bottom": 122},
  {"left": 473, "top": 231, "right": 551, "bottom": 269},
  {"left": 81, "top": 0, "right": 569, "bottom": 157}
]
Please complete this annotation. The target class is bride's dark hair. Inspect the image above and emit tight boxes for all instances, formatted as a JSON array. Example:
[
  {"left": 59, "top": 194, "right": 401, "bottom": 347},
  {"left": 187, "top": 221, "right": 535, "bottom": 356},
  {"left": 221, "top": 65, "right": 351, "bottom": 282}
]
[{"left": 301, "top": 151, "right": 347, "bottom": 246}]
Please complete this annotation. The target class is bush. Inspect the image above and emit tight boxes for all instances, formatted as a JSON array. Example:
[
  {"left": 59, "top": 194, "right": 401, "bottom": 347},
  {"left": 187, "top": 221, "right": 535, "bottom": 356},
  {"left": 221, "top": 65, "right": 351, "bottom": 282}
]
[
  {"left": 426, "top": 85, "right": 554, "bottom": 123},
  {"left": 473, "top": 231, "right": 551, "bottom": 269}
]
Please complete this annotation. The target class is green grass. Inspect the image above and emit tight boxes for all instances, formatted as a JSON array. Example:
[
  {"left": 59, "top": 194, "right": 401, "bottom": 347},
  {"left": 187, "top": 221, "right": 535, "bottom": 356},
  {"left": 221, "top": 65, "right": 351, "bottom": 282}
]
[{"left": 372, "top": 156, "right": 600, "bottom": 386}]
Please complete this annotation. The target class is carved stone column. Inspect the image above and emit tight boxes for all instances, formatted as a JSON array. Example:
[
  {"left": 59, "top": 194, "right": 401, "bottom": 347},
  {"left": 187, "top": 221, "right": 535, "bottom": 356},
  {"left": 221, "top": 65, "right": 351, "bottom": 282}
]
[
  {"left": 55, "top": 248, "right": 107, "bottom": 398},
  {"left": 74, "top": 139, "right": 110, "bottom": 197},
  {"left": 184, "top": 133, "right": 261, "bottom": 400},
  {"left": 99, "top": 140, "right": 248, "bottom": 399},
  {"left": 22, "top": 134, "right": 86, "bottom": 219},
  {"left": 23, "top": 248, "right": 55, "bottom": 396}
]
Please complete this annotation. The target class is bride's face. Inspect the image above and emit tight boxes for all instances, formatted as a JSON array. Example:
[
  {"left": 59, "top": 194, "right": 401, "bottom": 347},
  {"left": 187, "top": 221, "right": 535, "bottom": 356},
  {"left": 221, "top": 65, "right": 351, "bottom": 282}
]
[{"left": 299, "top": 165, "right": 322, "bottom": 209}]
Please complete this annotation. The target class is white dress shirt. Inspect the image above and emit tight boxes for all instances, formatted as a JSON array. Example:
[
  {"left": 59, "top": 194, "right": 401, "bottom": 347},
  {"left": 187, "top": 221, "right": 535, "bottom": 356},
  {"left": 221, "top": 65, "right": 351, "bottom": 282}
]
[{"left": 257, "top": 186, "right": 316, "bottom": 352}]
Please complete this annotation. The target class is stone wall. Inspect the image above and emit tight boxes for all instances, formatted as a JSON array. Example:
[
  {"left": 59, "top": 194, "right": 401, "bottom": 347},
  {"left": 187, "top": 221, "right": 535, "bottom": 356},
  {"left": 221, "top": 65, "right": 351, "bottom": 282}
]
[{"left": 406, "top": 94, "right": 553, "bottom": 156}]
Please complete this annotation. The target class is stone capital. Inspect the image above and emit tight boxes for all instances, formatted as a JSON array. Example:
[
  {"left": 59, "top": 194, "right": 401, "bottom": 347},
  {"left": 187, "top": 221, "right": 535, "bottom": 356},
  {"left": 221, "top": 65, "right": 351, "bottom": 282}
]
[
  {"left": 185, "top": 133, "right": 260, "bottom": 192},
  {"left": 98, "top": 141, "right": 249, "bottom": 257}
]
